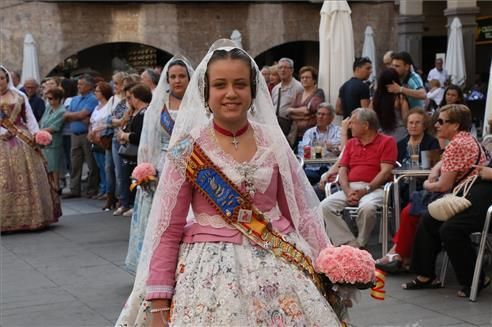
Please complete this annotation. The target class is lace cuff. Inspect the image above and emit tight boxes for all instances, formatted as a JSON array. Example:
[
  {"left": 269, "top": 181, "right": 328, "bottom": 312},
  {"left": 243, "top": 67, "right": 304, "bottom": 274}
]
[{"left": 145, "top": 285, "right": 175, "bottom": 300}]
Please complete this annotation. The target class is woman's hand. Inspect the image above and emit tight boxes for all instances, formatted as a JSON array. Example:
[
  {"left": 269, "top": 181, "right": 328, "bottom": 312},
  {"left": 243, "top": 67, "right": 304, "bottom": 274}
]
[
  {"left": 116, "top": 129, "right": 129, "bottom": 144},
  {"left": 423, "top": 179, "right": 432, "bottom": 191},
  {"left": 150, "top": 300, "right": 170, "bottom": 327},
  {"left": 150, "top": 312, "right": 170, "bottom": 327},
  {"left": 473, "top": 165, "right": 492, "bottom": 181}
]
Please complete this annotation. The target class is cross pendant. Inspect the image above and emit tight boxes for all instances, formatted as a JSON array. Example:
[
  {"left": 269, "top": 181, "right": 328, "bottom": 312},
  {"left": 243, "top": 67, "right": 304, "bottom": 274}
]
[{"left": 232, "top": 137, "right": 239, "bottom": 150}]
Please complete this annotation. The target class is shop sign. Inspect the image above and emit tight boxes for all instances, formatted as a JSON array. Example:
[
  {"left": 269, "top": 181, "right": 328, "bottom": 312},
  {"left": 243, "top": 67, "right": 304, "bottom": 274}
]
[{"left": 477, "top": 16, "right": 492, "bottom": 45}]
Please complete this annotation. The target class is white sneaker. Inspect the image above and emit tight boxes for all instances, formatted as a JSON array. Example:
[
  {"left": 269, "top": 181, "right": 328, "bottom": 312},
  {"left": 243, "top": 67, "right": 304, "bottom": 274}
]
[
  {"left": 122, "top": 208, "right": 133, "bottom": 217},
  {"left": 113, "top": 207, "right": 126, "bottom": 216}
]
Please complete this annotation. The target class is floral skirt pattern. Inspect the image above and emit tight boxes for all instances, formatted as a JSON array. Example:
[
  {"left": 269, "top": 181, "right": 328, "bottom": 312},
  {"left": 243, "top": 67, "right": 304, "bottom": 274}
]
[
  {"left": 1, "top": 137, "right": 59, "bottom": 232},
  {"left": 117, "top": 234, "right": 341, "bottom": 326}
]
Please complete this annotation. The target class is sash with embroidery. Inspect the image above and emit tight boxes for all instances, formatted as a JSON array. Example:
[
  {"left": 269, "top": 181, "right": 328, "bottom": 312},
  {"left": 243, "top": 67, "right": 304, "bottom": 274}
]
[
  {"left": 0, "top": 97, "right": 37, "bottom": 148},
  {"left": 184, "top": 142, "right": 324, "bottom": 293},
  {"left": 160, "top": 104, "right": 175, "bottom": 136}
]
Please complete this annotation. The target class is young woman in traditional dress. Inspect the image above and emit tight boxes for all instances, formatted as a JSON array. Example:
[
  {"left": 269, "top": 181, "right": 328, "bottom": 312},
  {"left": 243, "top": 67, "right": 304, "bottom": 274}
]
[
  {"left": 0, "top": 66, "right": 61, "bottom": 232},
  {"left": 116, "top": 41, "right": 342, "bottom": 326},
  {"left": 124, "top": 57, "right": 193, "bottom": 273}
]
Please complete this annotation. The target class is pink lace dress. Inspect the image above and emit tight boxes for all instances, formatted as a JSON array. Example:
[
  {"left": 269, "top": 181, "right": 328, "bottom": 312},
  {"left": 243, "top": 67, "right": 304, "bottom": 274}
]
[{"left": 135, "top": 124, "right": 341, "bottom": 326}]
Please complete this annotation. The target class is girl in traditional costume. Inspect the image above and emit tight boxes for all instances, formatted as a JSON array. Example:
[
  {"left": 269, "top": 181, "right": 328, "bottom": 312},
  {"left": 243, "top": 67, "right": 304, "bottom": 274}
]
[
  {"left": 116, "top": 40, "right": 342, "bottom": 326},
  {"left": 125, "top": 57, "right": 193, "bottom": 273},
  {"left": 0, "top": 66, "right": 61, "bottom": 232}
]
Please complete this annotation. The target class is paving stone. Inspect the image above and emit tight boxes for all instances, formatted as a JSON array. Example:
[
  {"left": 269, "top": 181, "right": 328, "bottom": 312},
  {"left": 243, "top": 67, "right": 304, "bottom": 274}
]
[{"left": 1, "top": 199, "right": 491, "bottom": 327}]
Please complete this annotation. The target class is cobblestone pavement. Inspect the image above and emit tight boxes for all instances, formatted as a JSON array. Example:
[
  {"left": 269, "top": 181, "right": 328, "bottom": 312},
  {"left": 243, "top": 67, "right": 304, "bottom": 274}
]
[{"left": 1, "top": 198, "right": 491, "bottom": 327}]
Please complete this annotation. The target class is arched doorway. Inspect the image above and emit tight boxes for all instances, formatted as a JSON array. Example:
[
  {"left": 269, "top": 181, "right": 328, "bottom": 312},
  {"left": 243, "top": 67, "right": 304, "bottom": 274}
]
[
  {"left": 254, "top": 41, "right": 319, "bottom": 75},
  {"left": 47, "top": 42, "right": 173, "bottom": 80}
]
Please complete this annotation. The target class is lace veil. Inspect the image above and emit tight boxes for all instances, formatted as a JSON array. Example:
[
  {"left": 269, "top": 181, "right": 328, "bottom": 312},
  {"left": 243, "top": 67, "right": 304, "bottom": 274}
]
[
  {"left": 0, "top": 65, "right": 38, "bottom": 135},
  {"left": 116, "top": 40, "right": 330, "bottom": 325},
  {"left": 137, "top": 56, "right": 194, "bottom": 167}
]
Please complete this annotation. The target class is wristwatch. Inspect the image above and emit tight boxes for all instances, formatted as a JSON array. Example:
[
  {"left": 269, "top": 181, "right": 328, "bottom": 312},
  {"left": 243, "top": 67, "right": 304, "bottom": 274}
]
[{"left": 364, "top": 185, "right": 371, "bottom": 193}]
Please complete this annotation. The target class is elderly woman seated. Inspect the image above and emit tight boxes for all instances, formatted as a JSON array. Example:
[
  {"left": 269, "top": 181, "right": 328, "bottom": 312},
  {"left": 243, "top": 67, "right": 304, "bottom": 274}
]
[
  {"left": 402, "top": 161, "right": 492, "bottom": 297},
  {"left": 377, "top": 105, "right": 485, "bottom": 274}
]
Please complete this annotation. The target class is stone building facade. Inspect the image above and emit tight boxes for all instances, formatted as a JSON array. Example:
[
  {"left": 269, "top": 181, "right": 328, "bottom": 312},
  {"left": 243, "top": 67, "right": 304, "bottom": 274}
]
[
  {"left": 0, "top": 0, "right": 490, "bottom": 87},
  {"left": 0, "top": 1, "right": 399, "bottom": 78}
]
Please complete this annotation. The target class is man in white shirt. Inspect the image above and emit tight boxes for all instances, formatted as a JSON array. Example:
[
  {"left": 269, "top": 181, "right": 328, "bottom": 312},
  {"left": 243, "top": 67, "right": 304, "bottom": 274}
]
[
  {"left": 271, "top": 57, "right": 303, "bottom": 136},
  {"left": 427, "top": 58, "right": 448, "bottom": 88},
  {"left": 299, "top": 103, "right": 341, "bottom": 187}
]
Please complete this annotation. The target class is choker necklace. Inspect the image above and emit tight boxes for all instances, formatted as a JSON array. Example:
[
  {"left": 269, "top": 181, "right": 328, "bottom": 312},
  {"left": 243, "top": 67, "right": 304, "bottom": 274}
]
[
  {"left": 213, "top": 121, "right": 249, "bottom": 150},
  {"left": 170, "top": 92, "right": 183, "bottom": 100},
  {"left": 0, "top": 88, "right": 9, "bottom": 96}
]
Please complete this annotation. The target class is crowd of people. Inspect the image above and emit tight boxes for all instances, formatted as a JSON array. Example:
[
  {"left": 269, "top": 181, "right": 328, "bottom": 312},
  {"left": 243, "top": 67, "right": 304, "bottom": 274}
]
[{"left": 1, "top": 39, "right": 491, "bottom": 326}]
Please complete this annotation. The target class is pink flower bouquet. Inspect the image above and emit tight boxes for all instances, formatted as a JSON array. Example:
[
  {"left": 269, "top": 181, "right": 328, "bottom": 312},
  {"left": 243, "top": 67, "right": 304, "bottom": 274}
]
[
  {"left": 130, "top": 162, "right": 157, "bottom": 192},
  {"left": 316, "top": 245, "right": 375, "bottom": 288},
  {"left": 35, "top": 130, "right": 52, "bottom": 146}
]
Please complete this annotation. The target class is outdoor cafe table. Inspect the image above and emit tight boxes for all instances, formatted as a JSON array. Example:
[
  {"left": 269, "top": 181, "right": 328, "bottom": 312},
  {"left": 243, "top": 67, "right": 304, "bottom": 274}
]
[
  {"left": 384, "top": 165, "right": 432, "bottom": 235},
  {"left": 303, "top": 157, "right": 338, "bottom": 166}
]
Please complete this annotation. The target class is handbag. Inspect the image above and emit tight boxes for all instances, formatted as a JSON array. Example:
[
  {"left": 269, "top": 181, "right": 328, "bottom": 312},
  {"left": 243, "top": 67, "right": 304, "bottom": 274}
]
[
  {"left": 411, "top": 137, "right": 483, "bottom": 218},
  {"left": 118, "top": 143, "right": 138, "bottom": 161},
  {"left": 277, "top": 116, "right": 292, "bottom": 136},
  {"left": 428, "top": 175, "right": 478, "bottom": 221},
  {"left": 409, "top": 190, "right": 443, "bottom": 216},
  {"left": 98, "top": 135, "right": 113, "bottom": 150}
]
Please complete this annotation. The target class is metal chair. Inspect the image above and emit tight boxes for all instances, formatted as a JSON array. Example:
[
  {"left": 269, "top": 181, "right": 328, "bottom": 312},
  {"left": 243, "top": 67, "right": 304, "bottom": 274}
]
[
  {"left": 324, "top": 176, "right": 393, "bottom": 254},
  {"left": 296, "top": 155, "right": 304, "bottom": 167},
  {"left": 439, "top": 204, "right": 492, "bottom": 301}
]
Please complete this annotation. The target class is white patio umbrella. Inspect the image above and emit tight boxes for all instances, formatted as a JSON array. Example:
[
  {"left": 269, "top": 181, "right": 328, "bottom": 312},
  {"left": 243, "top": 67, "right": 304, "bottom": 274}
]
[
  {"left": 318, "top": 0, "right": 355, "bottom": 110},
  {"left": 445, "top": 17, "right": 466, "bottom": 87},
  {"left": 20, "top": 33, "right": 40, "bottom": 84},
  {"left": 483, "top": 59, "right": 492, "bottom": 136},
  {"left": 362, "top": 25, "right": 376, "bottom": 83}
]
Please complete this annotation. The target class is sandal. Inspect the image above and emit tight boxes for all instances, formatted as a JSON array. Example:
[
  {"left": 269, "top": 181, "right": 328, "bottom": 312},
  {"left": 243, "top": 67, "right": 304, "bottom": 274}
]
[
  {"left": 402, "top": 277, "right": 442, "bottom": 290},
  {"left": 375, "top": 253, "right": 403, "bottom": 274},
  {"left": 457, "top": 276, "right": 491, "bottom": 298}
]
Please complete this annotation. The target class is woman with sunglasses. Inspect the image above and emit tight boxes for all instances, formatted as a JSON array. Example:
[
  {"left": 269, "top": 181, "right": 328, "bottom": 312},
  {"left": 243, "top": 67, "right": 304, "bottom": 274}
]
[
  {"left": 402, "top": 105, "right": 490, "bottom": 295},
  {"left": 39, "top": 87, "right": 66, "bottom": 193},
  {"left": 377, "top": 105, "right": 487, "bottom": 277}
]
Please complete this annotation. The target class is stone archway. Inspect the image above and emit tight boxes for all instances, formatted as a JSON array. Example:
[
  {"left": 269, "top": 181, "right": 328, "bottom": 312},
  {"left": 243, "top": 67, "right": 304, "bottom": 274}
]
[
  {"left": 253, "top": 41, "right": 319, "bottom": 75},
  {"left": 46, "top": 42, "right": 174, "bottom": 80}
]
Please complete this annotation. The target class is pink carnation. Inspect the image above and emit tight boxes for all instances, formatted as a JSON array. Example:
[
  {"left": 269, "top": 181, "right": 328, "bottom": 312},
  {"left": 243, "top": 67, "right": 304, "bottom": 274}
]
[
  {"left": 132, "top": 162, "right": 156, "bottom": 181},
  {"left": 315, "top": 245, "right": 375, "bottom": 285},
  {"left": 35, "top": 130, "right": 52, "bottom": 146}
]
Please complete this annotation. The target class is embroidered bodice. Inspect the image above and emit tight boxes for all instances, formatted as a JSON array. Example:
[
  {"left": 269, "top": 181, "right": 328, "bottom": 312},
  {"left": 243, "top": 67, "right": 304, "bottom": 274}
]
[{"left": 187, "top": 125, "right": 283, "bottom": 230}]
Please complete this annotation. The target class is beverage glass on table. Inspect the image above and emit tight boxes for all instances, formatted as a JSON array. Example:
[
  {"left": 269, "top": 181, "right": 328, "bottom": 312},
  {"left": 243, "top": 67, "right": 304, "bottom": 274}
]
[{"left": 407, "top": 143, "right": 420, "bottom": 168}]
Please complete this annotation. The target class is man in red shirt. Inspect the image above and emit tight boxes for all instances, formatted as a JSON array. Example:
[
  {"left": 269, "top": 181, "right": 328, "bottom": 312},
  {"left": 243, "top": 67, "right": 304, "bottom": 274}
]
[{"left": 321, "top": 108, "right": 397, "bottom": 248}]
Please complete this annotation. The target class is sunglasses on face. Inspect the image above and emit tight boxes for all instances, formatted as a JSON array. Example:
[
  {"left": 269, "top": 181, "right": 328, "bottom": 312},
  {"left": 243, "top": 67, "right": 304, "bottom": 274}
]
[{"left": 436, "top": 118, "right": 452, "bottom": 125}]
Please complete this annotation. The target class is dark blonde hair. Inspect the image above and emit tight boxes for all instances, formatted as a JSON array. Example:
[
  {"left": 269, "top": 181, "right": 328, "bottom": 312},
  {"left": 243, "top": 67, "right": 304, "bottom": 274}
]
[
  {"left": 299, "top": 66, "right": 318, "bottom": 82},
  {"left": 439, "top": 104, "right": 472, "bottom": 132},
  {"left": 45, "top": 87, "right": 64, "bottom": 101}
]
